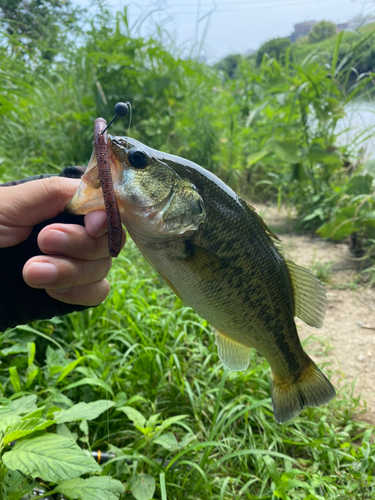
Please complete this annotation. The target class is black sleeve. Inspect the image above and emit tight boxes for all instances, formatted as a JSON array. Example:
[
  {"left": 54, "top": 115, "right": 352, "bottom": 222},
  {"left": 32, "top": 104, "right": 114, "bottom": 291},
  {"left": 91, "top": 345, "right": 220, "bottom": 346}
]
[{"left": 0, "top": 167, "right": 91, "bottom": 332}]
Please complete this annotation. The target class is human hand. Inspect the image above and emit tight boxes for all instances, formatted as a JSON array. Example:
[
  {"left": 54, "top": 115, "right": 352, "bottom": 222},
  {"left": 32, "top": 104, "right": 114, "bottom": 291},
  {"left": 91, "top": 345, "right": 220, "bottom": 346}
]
[{"left": 0, "top": 176, "right": 125, "bottom": 312}]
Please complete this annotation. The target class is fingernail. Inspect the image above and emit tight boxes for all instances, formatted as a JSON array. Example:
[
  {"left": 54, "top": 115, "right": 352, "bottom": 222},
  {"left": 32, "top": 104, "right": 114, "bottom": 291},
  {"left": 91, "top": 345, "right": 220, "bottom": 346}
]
[
  {"left": 84, "top": 211, "right": 108, "bottom": 238},
  {"left": 27, "top": 263, "right": 58, "bottom": 284},
  {"left": 49, "top": 287, "right": 71, "bottom": 294}
]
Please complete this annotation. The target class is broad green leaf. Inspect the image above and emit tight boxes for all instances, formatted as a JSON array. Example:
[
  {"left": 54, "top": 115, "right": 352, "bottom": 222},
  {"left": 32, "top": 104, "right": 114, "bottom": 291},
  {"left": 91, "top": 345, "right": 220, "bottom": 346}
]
[
  {"left": 302, "top": 209, "right": 324, "bottom": 223},
  {"left": 156, "top": 415, "right": 188, "bottom": 433},
  {"left": 0, "top": 415, "right": 22, "bottom": 434},
  {"left": 2, "top": 433, "right": 101, "bottom": 482},
  {"left": 154, "top": 432, "right": 178, "bottom": 451},
  {"left": 247, "top": 149, "right": 270, "bottom": 167},
  {"left": 274, "top": 142, "right": 299, "bottom": 163},
  {"left": 46, "top": 346, "right": 66, "bottom": 368},
  {"left": 54, "top": 400, "right": 115, "bottom": 423},
  {"left": 3, "top": 469, "right": 35, "bottom": 500},
  {"left": 130, "top": 474, "right": 155, "bottom": 500},
  {"left": 146, "top": 413, "right": 161, "bottom": 428},
  {"left": 56, "top": 423, "right": 78, "bottom": 441},
  {"left": 0, "top": 345, "right": 28, "bottom": 356},
  {"left": 346, "top": 175, "right": 373, "bottom": 195},
  {"left": 0, "top": 395, "right": 37, "bottom": 418},
  {"left": 56, "top": 477, "right": 124, "bottom": 500},
  {"left": 317, "top": 206, "right": 359, "bottom": 241},
  {"left": 306, "top": 143, "right": 339, "bottom": 164},
  {"left": 62, "top": 377, "right": 114, "bottom": 396},
  {"left": 79, "top": 419, "right": 89, "bottom": 436},
  {"left": 3, "top": 418, "right": 55, "bottom": 445},
  {"left": 117, "top": 406, "right": 146, "bottom": 428},
  {"left": 57, "top": 357, "right": 85, "bottom": 383},
  {"left": 126, "top": 395, "right": 148, "bottom": 406}
]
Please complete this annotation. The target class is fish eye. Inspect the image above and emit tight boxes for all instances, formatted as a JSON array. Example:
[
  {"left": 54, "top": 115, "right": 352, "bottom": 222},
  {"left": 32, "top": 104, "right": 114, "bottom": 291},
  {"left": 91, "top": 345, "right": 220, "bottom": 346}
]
[{"left": 127, "top": 148, "right": 149, "bottom": 169}]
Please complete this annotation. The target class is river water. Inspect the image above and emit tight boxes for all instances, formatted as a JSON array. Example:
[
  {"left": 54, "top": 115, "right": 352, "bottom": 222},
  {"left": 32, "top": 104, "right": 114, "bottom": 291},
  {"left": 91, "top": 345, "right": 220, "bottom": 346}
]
[{"left": 337, "top": 100, "right": 375, "bottom": 159}]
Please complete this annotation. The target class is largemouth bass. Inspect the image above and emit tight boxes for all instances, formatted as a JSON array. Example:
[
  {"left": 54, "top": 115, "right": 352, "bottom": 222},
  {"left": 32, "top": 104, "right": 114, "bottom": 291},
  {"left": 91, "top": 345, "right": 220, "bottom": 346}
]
[{"left": 68, "top": 136, "right": 335, "bottom": 423}]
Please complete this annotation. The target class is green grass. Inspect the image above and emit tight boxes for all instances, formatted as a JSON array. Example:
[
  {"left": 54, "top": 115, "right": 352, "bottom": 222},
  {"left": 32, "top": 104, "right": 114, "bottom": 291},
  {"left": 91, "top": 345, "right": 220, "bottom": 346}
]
[{"left": 0, "top": 239, "right": 374, "bottom": 499}]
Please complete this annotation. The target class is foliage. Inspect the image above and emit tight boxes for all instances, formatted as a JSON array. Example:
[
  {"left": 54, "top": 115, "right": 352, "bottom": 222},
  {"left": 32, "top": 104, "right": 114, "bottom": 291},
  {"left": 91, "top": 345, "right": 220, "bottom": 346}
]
[
  {"left": 214, "top": 54, "right": 242, "bottom": 79},
  {"left": 308, "top": 21, "right": 337, "bottom": 44},
  {"left": 0, "top": 0, "right": 82, "bottom": 61},
  {"left": 256, "top": 37, "right": 291, "bottom": 66},
  {"left": 293, "top": 23, "right": 375, "bottom": 75}
]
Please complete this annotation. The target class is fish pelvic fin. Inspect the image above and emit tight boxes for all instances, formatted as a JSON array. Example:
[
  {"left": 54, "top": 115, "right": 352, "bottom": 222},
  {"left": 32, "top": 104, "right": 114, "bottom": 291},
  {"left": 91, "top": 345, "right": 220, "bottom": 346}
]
[
  {"left": 271, "top": 356, "right": 336, "bottom": 424},
  {"left": 285, "top": 259, "right": 327, "bottom": 328},
  {"left": 214, "top": 329, "right": 252, "bottom": 371}
]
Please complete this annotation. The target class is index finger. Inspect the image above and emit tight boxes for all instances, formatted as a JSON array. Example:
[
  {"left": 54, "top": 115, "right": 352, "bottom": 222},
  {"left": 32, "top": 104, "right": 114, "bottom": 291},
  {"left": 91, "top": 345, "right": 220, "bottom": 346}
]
[{"left": 37, "top": 222, "right": 126, "bottom": 261}]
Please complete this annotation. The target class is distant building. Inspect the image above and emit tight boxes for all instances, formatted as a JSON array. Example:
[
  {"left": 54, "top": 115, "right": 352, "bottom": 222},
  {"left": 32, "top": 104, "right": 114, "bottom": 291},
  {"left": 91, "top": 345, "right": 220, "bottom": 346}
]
[
  {"left": 347, "top": 14, "right": 375, "bottom": 30},
  {"left": 289, "top": 15, "right": 375, "bottom": 42},
  {"left": 336, "top": 22, "right": 349, "bottom": 33},
  {"left": 290, "top": 21, "right": 316, "bottom": 42}
]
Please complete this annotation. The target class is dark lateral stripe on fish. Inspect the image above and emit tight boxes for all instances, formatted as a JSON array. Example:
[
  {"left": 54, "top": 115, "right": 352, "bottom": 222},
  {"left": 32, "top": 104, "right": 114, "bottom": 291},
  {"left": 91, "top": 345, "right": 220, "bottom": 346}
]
[{"left": 269, "top": 317, "right": 303, "bottom": 376}]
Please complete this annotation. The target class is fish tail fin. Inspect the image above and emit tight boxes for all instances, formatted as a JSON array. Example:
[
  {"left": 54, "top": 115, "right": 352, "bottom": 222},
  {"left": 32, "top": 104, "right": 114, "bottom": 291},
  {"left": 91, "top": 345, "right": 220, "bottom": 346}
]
[{"left": 271, "top": 357, "right": 336, "bottom": 424}]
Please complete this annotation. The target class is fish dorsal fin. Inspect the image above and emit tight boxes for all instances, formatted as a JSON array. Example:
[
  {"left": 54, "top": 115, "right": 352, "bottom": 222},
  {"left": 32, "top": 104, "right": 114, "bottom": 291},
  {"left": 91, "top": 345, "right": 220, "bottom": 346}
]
[
  {"left": 214, "top": 329, "right": 252, "bottom": 371},
  {"left": 245, "top": 203, "right": 326, "bottom": 328},
  {"left": 285, "top": 259, "right": 327, "bottom": 328},
  {"left": 246, "top": 202, "right": 281, "bottom": 242}
]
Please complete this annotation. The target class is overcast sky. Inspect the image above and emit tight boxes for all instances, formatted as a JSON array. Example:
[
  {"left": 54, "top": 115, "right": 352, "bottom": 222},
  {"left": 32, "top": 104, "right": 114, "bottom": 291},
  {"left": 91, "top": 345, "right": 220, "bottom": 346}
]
[{"left": 75, "top": 0, "right": 375, "bottom": 62}]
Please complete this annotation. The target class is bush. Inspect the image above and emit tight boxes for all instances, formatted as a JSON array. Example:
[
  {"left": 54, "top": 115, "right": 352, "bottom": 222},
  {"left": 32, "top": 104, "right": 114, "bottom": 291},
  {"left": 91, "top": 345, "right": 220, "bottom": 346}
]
[
  {"left": 308, "top": 21, "right": 337, "bottom": 44},
  {"left": 256, "top": 37, "right": 291, "bottom": 66}
]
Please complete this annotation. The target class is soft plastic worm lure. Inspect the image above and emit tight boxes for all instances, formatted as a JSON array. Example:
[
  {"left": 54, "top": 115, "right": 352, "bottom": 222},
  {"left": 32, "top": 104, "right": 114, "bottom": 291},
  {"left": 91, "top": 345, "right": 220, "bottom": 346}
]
[{"left": 94, "top": 117, "right": 122, "bottom": 257}]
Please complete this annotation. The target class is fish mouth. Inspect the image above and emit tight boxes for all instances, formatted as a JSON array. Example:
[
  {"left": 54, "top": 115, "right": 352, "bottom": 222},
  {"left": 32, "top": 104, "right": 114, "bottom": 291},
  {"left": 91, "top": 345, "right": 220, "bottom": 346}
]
[{"left": 67, "top": 141, "right": 123, "bottom": 215}]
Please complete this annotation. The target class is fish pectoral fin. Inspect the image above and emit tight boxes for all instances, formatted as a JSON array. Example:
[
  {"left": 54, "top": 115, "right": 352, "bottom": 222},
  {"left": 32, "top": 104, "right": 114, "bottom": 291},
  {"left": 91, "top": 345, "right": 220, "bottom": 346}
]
[
  {"left": 180, "top": 243, "right": 221, "bottom": 280},
  {"left": 286, "top": 259, "right": 327, "bottom": 328},
  {"left": 271, "top": 356, "right": 336, "bottom": 424},
  {"left": 214, "top": 329, "right": 252, "bottom": 371}
]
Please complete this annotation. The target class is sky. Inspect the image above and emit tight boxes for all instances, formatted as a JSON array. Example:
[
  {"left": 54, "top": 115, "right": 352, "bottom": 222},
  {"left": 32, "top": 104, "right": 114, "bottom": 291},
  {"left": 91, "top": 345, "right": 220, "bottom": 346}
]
[{"left": 74, "top": 0, "right": 375, "bottom": 62}]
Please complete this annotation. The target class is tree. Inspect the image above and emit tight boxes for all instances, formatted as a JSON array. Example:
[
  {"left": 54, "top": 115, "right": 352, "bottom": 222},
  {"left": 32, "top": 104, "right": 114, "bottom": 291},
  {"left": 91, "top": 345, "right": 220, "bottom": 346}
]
[
  {"left": 0, "top": 0, "right": 82, "bottom": 60},
  {"left": 214, "top": 54, "right": 241, "bottom": 79},
  {"left": 308, "top": 21, "right": 337, "bottom": 44},
  {"left": 256, "top": 37, "right": 291, "bottom": 66}
]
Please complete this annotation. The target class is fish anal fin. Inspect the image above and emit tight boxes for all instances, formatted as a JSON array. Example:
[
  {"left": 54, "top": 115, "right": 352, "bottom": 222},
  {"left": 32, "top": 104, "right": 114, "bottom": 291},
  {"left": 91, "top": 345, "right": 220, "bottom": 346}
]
[
  {"left": 286, "top": 259, "right": 327, "bottom": 328},
  {"left": 214, "top": 329, "right": 252, "bottom": 371},
  {"left": 271, "top": 356, "right": 336, "bottom": 423}
]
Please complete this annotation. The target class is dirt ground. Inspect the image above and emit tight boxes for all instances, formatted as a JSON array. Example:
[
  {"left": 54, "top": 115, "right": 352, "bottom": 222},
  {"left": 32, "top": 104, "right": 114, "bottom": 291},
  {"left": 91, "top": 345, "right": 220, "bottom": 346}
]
[{"left": 256, "top": 203, "right": 375, "bottom": 426}]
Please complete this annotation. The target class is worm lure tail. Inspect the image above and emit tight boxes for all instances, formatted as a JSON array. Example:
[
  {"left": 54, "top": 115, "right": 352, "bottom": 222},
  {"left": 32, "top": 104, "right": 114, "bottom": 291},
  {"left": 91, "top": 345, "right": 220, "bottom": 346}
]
[{"left": 94, "top": 117, "right": 122, "bottom": 257}]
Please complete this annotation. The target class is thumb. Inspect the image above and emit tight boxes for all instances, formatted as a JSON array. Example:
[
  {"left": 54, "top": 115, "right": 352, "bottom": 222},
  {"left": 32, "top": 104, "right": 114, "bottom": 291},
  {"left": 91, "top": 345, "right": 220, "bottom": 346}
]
[{"left": 0, "top": 177, "right": 80, "bottom": 247}]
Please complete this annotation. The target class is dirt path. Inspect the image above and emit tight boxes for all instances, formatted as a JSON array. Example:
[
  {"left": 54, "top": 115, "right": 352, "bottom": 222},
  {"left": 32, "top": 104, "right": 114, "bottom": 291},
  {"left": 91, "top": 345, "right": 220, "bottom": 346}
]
[{"left": 256, "top": 203, "right": 375, "bottom": 425}]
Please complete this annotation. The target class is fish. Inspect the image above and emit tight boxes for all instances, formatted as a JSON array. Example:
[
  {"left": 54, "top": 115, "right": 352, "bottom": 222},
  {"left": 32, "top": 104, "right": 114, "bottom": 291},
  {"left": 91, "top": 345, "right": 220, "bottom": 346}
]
[{"left": 68, "top": 136, "right": 336, "bottom": 423}]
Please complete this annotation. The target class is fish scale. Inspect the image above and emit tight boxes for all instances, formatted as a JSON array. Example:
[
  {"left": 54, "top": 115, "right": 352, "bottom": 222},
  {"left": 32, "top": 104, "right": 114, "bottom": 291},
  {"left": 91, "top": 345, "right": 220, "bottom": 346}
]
[{"left": 68, "top": 135, "right": 336, "bottom": 423}]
